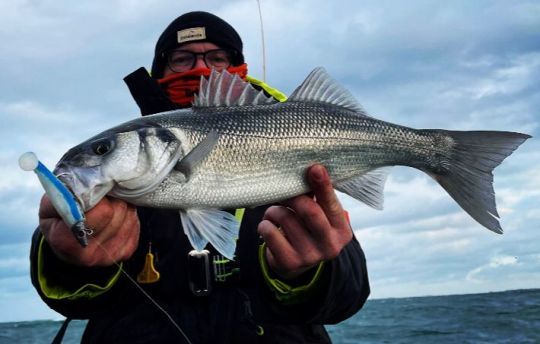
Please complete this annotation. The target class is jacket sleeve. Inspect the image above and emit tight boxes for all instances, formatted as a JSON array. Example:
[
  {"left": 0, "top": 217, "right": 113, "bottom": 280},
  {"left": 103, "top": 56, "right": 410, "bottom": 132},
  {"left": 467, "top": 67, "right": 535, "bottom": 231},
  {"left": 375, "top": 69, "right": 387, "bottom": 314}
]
[
  {"left": 239, "top": 207, "right": 370, "bottom": 325},
  {"left": 261, "top": 236, "right": 369, "bottom": 324},
  {"left": 29, "top": 228, "right": 125, "bottom": 319},
  {"left": 123, "top": 67, "right": 179, "bottom": 116},
  {"left": 315, "top": 236, "right": 370, "bottom": 323}
]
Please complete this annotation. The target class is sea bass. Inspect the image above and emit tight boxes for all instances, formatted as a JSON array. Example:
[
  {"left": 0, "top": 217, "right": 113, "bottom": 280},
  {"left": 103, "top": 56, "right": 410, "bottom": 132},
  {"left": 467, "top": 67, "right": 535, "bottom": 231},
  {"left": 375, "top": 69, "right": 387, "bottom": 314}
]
[{"left": 54, "top": 68, "right": 530, "bottom": 258}]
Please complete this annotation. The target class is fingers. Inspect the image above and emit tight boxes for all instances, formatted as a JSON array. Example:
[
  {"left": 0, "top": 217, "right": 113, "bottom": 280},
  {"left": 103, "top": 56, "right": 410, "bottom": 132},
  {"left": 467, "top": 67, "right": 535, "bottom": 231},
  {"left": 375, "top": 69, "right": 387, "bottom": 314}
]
[
  {"left": 282, "top": 195, "right": 330, "bottom": 242},
  {"left": 285, "top": 195, "right": 350, "bottom": 260},
  {"left": 39, "top": 196, "right": 140, "bottom": 267},
  {"left": 86, "top": 198, "right": 126, "bottom": 242},
  {"left": 258, "top": 217, "right": 318, "bottom": 279},
  {"left": 261, "top": 206, "right": 320, "bottom": 262},
  {"left": 307, "top": 165, "right": 346, "bottom": 225},
  {"left": 85, "top": 198, "right": 140, "bottom": 265},
  {"left": 259, "top": 204, "right": 339, "bottom": 279},
  {"left": 258, "top": 164, "right": 355, "bottom": 280},
  {"left": 41, "top": 215, "right": 82, "bottom": 263},
  {"left": 306, "top": 164, "right": 351, "bottom": 233},
  {"left": 281, "top": 164, "right": 352, "bottom": 241},
  {"left": 258, "top": 218, "right": 295, "bottom": 266},
  {"left": 106, "top": 202, "right": 140, "bottom": 262},
  {"left": 262, "top": 206, "right": 314, "bottom": 248}
]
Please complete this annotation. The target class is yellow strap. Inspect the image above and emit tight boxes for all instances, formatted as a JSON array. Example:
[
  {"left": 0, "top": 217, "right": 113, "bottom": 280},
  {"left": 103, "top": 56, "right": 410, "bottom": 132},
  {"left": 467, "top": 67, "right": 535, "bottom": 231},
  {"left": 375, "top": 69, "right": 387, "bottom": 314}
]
[
  {"left": 258, "top": 243, "right": 326, "bottom": 304},
  {"left": 246, "top": 75, "right": 288, "bottom": 103},
  {"left": 37, "top": 236, "right": 122, "bottom": 300},
  {"left": 234, "top": 208, "right": 246, "bottom": 222}
]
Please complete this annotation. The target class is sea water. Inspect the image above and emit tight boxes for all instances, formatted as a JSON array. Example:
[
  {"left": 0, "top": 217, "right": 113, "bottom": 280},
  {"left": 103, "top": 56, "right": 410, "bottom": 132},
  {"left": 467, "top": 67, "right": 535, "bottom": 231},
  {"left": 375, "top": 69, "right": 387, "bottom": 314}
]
[
  {"left": 1, "top": 289, "right": 538, "bottom": 343},
  {"left": 326, "top": 288, "right": 540, "bottom": 343}
]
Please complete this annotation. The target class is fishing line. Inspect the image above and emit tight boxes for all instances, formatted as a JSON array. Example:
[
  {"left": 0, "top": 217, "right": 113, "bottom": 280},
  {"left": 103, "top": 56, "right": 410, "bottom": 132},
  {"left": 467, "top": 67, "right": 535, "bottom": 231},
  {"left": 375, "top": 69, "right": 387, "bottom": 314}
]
[
  {"left": 256, "top": 0, "right": 267, "bottom": 82},
  {"left": 93, "top": 239, "right": 193, "bottom": 344}
]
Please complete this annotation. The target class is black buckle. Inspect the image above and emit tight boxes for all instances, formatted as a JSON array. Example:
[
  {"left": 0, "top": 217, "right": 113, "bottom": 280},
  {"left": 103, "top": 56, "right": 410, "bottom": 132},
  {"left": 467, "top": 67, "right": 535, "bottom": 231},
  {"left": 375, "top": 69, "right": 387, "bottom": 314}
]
[{"left": 187, "top": 250, "right": 212, "bottom": 296}]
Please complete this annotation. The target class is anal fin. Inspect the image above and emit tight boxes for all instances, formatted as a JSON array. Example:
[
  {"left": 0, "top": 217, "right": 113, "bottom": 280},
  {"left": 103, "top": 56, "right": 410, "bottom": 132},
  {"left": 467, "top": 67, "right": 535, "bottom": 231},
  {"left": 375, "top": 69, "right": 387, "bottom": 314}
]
[
  {"left": 179, "top": 209, "right": 240, "bottom": 259},
  {"left": 335, "top": 167, "right": 392, "bottom": 210}
]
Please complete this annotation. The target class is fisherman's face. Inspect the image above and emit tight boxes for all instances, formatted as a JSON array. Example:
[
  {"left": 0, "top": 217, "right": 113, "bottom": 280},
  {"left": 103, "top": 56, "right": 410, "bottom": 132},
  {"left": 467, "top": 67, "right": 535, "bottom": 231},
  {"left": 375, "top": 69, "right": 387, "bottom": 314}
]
[{"left": 163, "top": 42, "right": 224, "bottom": 77}]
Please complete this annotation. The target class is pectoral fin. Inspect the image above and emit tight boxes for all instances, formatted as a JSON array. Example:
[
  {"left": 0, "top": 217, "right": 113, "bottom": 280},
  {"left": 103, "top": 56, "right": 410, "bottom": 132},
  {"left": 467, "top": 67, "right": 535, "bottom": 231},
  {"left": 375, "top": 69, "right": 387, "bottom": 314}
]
[
  {"left": 175, "top": 131, "right": 219, "bottom": 178},
  {"left": 179, "top": 208, "right": 240, "bottom": 260}
]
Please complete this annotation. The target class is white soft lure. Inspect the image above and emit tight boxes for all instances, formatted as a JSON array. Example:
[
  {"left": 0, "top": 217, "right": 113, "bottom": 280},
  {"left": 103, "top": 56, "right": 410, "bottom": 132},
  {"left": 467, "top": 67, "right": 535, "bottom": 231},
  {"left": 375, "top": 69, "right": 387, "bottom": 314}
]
[{"left": 19, "top": 152, "right": 90, "bottom": 246}]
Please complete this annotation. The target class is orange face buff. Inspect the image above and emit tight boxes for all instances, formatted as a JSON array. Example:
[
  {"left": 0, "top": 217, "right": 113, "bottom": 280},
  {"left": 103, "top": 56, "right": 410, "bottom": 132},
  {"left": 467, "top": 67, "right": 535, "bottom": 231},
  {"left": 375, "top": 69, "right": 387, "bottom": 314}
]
[{"left": 158, "top": 64, "right": 248, "bottom": 108}]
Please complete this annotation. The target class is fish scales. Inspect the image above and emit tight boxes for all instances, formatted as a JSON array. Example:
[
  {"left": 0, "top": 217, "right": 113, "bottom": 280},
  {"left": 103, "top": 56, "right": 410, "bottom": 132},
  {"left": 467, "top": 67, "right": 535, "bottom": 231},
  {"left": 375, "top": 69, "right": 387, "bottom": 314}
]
[{"left": 137, "top": 102, "right": 442, "bottom": 209}]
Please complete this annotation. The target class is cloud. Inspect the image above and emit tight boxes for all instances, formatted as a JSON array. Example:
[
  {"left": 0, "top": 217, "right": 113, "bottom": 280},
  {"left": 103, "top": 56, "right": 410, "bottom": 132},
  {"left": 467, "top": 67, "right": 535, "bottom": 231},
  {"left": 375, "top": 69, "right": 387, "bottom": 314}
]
[
  {"left": 0, "top": 100, "right": 120, "bottom": 162},
  {"left": 468, "top": 54, "right": 540, "bottom": 99},
  {"left": 467, "top": 255, "right": 520, "bottom": 282}
]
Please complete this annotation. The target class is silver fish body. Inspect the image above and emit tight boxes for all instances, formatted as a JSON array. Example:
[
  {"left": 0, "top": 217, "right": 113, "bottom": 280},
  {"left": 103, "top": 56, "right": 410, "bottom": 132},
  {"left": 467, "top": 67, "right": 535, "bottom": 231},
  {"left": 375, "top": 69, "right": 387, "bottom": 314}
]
[
  {"left": 54, "top": 68, "right": 531, "bottom": 258},
  {"left": 127, "top": 104, "right": 445, "bottom": 208}
]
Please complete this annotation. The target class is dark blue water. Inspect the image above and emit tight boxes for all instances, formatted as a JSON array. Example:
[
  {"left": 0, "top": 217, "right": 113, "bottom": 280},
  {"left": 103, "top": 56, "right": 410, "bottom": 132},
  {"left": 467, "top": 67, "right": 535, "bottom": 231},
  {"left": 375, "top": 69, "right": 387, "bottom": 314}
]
[
  {"left": 327, "top": 288, "right": 540, "bottom": 343},
  {"left": 0, "top": 319, "right": 86, "bottom": 344},
  {"left": 1, "top": 289, "right": 538, "bottom": 343}
]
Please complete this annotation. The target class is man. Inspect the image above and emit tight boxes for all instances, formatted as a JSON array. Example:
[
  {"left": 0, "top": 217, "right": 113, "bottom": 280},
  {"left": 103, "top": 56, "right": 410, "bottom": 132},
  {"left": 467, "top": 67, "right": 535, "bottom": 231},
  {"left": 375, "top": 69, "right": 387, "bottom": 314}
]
[{"left": 31, "top": 11, "right": 370, "bottom": 343}]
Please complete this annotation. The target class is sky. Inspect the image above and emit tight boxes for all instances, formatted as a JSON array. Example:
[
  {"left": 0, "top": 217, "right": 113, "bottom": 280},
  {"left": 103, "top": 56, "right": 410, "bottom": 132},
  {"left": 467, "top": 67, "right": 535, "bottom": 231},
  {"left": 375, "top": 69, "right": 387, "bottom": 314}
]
[{"left": 0, "top": 0, "right": 539, "bottom": 322}]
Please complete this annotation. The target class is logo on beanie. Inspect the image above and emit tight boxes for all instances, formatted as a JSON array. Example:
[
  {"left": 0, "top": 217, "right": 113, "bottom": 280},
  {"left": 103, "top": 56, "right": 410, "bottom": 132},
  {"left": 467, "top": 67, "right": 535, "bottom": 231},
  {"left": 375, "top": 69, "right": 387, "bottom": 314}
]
[{"left": 177, "top": 27, "right": 206, "bottom": 44}]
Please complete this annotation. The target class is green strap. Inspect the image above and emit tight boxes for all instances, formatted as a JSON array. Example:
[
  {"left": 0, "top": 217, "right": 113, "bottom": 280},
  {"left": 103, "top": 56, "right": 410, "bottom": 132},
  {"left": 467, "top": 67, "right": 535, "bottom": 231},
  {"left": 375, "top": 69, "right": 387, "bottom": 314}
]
[
  {"left": 258, "top": 243, "right": 326, "bottom": 304},
  {"left": 37, "top": 236, "right": 122, "bottom": 300},
  {"left": 234, "top": 208, "right": 246, "bottom": 222},
  {"left": 246, "top": 75, "right": 288, "bottom": 102}
]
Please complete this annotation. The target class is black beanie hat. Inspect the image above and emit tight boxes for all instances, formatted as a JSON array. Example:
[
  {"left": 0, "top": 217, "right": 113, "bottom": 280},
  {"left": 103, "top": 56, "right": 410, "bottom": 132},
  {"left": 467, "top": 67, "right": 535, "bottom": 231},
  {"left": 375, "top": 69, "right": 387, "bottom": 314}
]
[{"left": 151, "top": 11, "right": 244, "bottom": 78}]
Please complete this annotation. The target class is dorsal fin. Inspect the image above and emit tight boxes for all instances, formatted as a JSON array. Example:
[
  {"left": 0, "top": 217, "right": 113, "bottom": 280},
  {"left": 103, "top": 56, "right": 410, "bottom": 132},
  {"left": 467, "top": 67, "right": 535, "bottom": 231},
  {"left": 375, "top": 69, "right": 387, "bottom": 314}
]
[
  {"left": 193, "top": 69, "right": 277, "bottom": 108},
  {"left": 288, "top": 67, "right": 368, "bottom": 115}
]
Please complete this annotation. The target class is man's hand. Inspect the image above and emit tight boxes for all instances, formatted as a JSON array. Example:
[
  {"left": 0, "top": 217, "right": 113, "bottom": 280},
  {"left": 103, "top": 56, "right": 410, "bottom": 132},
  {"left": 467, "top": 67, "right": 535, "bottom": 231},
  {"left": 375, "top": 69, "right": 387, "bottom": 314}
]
[
  {"left": 258, "top": 164, "right": 353, "bottom": 280},
  {"left": 39, "top": 196, "right": 140, "bottom": 267}
]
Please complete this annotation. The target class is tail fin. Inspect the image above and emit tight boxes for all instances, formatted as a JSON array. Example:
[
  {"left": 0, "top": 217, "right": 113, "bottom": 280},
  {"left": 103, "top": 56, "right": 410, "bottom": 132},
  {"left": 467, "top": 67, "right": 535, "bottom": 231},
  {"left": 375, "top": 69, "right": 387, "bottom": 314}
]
[{"left": 429, "top": 130, "right": 531, "bottom": 233}]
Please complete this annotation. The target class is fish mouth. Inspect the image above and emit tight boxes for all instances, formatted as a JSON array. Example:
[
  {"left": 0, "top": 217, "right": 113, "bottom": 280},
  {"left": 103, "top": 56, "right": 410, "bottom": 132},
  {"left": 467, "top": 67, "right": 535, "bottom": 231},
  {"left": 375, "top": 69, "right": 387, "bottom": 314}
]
[
  {"left": 55, "top": 172, "right": 87, "bottom": 209},
  {"left": 54, "top": 165, "right": 115, "bottom": 211}
]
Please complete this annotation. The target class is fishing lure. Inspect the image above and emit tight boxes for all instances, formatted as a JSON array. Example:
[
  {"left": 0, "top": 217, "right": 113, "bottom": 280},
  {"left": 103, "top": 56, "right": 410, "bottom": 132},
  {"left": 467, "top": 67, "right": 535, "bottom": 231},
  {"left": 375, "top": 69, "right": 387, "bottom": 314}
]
[{"left": 19, "top": 152, "right": 91, "bottom": 246}]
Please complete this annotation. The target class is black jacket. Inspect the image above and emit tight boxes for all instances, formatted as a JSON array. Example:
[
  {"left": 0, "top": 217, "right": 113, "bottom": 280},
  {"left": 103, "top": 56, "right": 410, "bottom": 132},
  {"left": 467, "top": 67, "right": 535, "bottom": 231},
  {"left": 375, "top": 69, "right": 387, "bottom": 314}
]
[
  {"left": 31, "top": 206, "right": 369, "bottom": 343},
  {"left": 29, "top": 69, "right": 370, "bottom": 343}
]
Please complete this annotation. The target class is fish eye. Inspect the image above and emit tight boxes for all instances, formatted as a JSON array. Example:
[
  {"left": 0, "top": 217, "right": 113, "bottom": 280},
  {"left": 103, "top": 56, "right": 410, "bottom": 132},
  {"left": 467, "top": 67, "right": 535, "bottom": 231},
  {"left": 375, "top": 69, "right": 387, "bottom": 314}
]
[{"left": 91, "top": 139, "right": 113, "bottom": 156}]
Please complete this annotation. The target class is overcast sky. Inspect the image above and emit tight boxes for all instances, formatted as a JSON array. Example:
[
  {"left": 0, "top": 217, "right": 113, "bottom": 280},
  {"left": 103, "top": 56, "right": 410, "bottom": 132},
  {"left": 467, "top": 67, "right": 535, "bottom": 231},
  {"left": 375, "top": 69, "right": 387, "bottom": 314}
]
[{"left": 0, "top": 0, "right": 539, "bottom": 322}]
